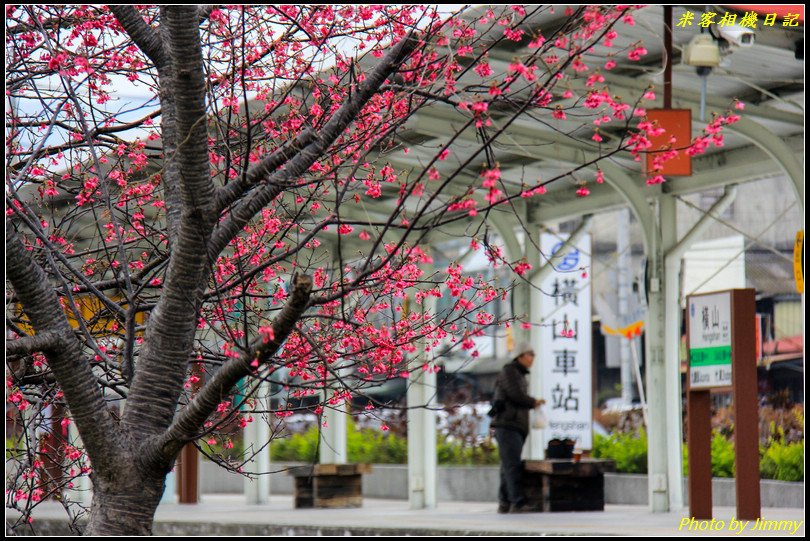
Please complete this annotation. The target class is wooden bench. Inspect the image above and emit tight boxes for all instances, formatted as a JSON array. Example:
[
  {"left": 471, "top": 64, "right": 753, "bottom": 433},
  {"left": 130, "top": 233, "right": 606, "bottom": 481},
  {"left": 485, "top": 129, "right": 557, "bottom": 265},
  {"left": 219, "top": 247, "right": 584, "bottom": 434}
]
[
  {"left": 288, "top": 463, "right": 372, "bottom": 508},
  {"left": 524, "top": 459, "right": 616, "bottom": 512}
]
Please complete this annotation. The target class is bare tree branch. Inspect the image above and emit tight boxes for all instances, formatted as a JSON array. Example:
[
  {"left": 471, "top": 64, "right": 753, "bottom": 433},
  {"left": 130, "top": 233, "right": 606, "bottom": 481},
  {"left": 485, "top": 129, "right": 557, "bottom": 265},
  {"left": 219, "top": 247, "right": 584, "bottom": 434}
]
[
  {"left": 207, "top": 30, "right": 422, "bottom": 260},
  {"left": 143, "top": 273, "right": 313, "bottom": 468},
  {"left": 6, "top": 330, "right": 63, "bottom": 356},
  {"left": 6, "top": 222, "right": 125, "bottom": 475},
  {"left": 109, "top": 6, "right": 167, "bottom": 68},
  {"left": 214, "top": 126, "right": 317, "bottom": 213}
]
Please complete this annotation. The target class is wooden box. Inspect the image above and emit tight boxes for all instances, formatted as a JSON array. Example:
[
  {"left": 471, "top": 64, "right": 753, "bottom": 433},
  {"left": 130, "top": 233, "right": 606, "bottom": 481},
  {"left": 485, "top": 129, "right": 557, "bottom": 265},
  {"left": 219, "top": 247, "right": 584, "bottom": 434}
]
[
  {"left": 288, "top": 463, "right": 372, "bottom": 509},
  {"left": 524, "top": 459, "right": 615, "bottom": 512}
]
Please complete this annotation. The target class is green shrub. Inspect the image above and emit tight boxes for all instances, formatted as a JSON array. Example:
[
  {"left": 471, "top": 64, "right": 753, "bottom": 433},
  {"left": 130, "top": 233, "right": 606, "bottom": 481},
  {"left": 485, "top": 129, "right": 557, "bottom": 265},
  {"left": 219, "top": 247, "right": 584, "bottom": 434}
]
[
  {"left": 435, "top": 436, "right": 498, "bottom": 466},
  {"left": 201, "top": 434, "right": 246, "bottom": 460},
  {"left": 269, "top": 422, "right": 498, "bottom": 465},
  {"left": 592, "top": 429, "right": 648, "bottom": 473},
  {"left": 469, "top": 437, "right": 499, "bottom": 465},
  {"left": 710, "top": 432, "right": 735, "bottom": 478},
  {"left": 347, "top": 424, "right": 407, "bottom": 464},
  {"left": 270, "top": 425, "right": 319, "bottom": 462},
  {"left": 760, "top": 439, "right": 804, "bottom": 482},
  {"left": 347, "top": 425, "right": 379, "bottom": 463},
  {"left": 437, "top": 437, "right": 468, "bottom": 465},
  {"left": 6, "top": 436, "right": 24, "bottom": 461},
  {"left": 595, "top": 430, "right": 734, "bottom": 478},
  {"left": 602, "top": 429, "right": 804, "bottom": 483},
  {"left": 267, "top": 417, "right": 806, "bottom": 479},
  {"left": 270, "top": 421, "right": 407, "bottom": 463}
]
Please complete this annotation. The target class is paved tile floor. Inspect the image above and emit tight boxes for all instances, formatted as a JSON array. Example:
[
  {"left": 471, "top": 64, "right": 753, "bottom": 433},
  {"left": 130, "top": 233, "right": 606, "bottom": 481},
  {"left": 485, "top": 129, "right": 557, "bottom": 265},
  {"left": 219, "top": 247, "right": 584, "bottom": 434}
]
[{"left": 9, "top": 494, "right": 805, "bottom": 536}]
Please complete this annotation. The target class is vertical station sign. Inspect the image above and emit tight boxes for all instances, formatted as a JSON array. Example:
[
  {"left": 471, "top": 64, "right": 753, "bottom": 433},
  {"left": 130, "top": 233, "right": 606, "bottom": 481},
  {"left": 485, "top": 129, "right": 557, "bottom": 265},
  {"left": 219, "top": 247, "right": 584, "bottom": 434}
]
[
  {"left": 539, "top": 233, "right": 592, "bottom": 449},
  {"left": 687, "top": 292, "right": 732, "bottom": 389}
]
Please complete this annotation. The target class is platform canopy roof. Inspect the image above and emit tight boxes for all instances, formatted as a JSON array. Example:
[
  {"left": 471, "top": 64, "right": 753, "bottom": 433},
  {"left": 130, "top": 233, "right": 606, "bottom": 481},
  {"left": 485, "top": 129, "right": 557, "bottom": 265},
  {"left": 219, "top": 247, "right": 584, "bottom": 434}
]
[
  {"left": 372, "top": 4, "right": 804, "bottom": 242},
  {"left": 15, "top": 5, "right": 804, "bottom": 251}
]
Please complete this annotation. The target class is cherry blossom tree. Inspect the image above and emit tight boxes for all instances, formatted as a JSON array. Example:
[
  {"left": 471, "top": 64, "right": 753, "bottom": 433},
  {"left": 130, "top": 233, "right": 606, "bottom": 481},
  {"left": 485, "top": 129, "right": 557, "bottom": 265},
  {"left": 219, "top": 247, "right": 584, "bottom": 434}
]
[{"left": 5, "top": 5, "right": 740, "bottom": 534}]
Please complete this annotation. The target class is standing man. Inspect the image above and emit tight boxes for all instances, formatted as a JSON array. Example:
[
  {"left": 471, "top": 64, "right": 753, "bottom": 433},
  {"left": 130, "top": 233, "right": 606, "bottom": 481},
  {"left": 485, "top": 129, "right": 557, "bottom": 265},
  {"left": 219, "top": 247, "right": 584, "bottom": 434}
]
[{"left": 490, "top": 342, "right": 544, "bottom": 513}]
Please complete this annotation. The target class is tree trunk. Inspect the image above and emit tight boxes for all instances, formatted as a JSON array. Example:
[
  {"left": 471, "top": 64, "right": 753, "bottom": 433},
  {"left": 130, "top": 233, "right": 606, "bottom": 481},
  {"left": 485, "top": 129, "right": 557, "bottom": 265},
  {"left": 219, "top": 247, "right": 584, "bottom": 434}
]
[{"left": 83, "top": 474, "right": 166, "bottom": 535}]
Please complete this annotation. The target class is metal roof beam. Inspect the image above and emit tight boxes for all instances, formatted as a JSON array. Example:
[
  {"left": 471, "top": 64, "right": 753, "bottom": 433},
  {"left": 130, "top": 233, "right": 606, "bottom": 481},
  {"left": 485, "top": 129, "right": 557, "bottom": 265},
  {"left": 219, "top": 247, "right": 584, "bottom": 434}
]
[
  {"left": 725, "top": 117, "right": 805, "bottom": 212},
  {"left": 602, "top": 72, "right": 804, "bottom": 128},
  {"left": 666, "top": 132, "right": 802, "bottom": 196},
  {"left": 367, "top": 104, "right": 803, "bottom": 216},
  {"left": 405, "top": 105, "right": 802, "bottom": 216},
  {"left": 481, "top": 54, "right": 803, "bottom": 127}
]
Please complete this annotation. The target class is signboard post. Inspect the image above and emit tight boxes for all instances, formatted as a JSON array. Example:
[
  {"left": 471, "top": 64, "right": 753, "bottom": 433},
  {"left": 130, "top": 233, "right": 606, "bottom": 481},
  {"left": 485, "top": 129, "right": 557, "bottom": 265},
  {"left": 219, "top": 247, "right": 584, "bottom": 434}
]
[
  {"left": 539, "top": 234, "right": 592, "bottom": 450},
  {"left": 686, "top": 289, "right": 759, "bottom": 521}
]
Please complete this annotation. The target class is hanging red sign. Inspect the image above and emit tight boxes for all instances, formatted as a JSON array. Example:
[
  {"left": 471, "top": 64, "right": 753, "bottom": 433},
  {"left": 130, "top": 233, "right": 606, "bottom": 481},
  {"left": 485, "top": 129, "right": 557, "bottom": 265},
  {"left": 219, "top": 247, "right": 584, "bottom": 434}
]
[{"left": 645, "top": 109, "right": 692, "bottom": 177}]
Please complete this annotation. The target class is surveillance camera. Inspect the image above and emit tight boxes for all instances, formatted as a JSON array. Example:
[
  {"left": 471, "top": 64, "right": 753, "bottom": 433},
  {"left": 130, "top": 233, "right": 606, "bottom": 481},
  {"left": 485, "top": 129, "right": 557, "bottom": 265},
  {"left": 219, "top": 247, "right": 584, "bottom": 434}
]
[{"left": 717, "top": 24, "right": 755, "bottom": 47}]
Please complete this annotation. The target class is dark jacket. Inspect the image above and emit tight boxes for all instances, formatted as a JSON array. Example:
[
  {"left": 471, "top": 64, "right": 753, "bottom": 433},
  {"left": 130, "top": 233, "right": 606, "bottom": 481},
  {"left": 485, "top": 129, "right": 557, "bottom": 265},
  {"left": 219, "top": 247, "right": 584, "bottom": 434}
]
[{"left": 490, "top": 359, "right": 537, "bottom": 437}]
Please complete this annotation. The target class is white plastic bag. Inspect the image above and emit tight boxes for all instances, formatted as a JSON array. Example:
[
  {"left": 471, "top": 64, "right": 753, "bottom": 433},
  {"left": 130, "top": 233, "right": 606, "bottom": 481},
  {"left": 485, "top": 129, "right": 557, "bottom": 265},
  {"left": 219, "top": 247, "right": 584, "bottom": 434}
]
[{"left": 531, "top": 407, "right": 548, "bottom": 430}]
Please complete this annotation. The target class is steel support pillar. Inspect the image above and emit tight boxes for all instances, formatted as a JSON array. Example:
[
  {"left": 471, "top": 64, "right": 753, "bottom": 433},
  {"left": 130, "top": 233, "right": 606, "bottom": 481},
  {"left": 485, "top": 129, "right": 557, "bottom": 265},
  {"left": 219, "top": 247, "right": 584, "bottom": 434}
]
[
  {"left": 407, "top": 366, "right": 438, "bottom": 509},
  {"left": 645, "top": 197, "right": 668, "bottom": 512},
  {"left": 177, "top": 443, "right": 200, "bottom": 504},
  {"left": 662, "top": 186, "right": 738, "bottom": 510},
  {"left": 660, "top": 194, "right": 682, "bottom": 511}
]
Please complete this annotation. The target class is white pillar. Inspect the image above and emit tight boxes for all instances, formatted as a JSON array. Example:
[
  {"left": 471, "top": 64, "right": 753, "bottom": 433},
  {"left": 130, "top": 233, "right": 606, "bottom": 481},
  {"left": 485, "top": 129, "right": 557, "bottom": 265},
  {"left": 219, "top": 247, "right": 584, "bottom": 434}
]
[
  {"left": 526, "top": 225, "right": 544, "bottom": 459},
  {"left": 407, "top": 366, "right": 438, "bottom": 508},
  {"left": 407, "top": 285, "right": 437, "bottom": 509},
  {"left": 162, "top": 470, "right": 177, "bottom": 504},
  {"left": 646, "top": 198, "right": 669, "bottom": 512},
  {"left": 320, "top": 248, "right": 349, "bottom": 465},
  {"left": 661, "top": 195, "right": 684, "bottom": 510},
  {"left": 617, "top": 208, "right": 635, "bottom": 404},
  {"left": 65, "top": 417, "right": 94, "bottom": 505},
  {"left": 319, "top": 391, "right": 348, "bottom": 465},
  {"left": 244, "top": 377, "right": 271, "bottom": 504}
]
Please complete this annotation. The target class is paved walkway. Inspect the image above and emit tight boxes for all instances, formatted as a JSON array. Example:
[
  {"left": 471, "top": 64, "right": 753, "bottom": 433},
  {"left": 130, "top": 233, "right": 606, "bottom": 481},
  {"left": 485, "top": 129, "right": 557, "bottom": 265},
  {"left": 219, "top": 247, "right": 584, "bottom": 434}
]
[{"left": 9, "top": 494, "right": 805, "bottom": 536}]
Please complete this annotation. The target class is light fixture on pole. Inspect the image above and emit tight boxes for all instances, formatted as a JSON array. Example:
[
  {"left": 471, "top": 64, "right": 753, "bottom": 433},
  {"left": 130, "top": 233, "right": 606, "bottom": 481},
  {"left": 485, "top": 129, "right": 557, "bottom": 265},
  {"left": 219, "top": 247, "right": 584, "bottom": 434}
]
[{"left": 682, "top": 35, "right": 722, "bottom": 68}]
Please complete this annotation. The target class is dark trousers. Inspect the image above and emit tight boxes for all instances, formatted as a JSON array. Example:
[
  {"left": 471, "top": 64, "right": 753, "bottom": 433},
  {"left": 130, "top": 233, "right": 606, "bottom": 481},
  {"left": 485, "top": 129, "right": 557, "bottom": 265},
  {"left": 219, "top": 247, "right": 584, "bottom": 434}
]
[{"left": 494, "top": 427, "right": 526, "bottom": 506}]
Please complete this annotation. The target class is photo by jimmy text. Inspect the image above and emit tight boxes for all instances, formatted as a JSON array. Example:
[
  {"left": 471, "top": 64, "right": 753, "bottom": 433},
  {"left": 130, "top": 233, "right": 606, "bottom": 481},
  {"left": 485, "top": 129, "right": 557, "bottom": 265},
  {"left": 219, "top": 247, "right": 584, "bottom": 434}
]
[{"left": 678, "top": 517, "right": 804, "bottom": 535}]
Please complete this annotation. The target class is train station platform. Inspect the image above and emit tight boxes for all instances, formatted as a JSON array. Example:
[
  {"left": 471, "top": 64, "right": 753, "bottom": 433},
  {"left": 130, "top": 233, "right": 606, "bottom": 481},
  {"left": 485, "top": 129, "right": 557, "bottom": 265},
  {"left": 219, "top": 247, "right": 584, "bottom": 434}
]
[{"left": 9, "top": 494, "right": 805, "bottom": 536}]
